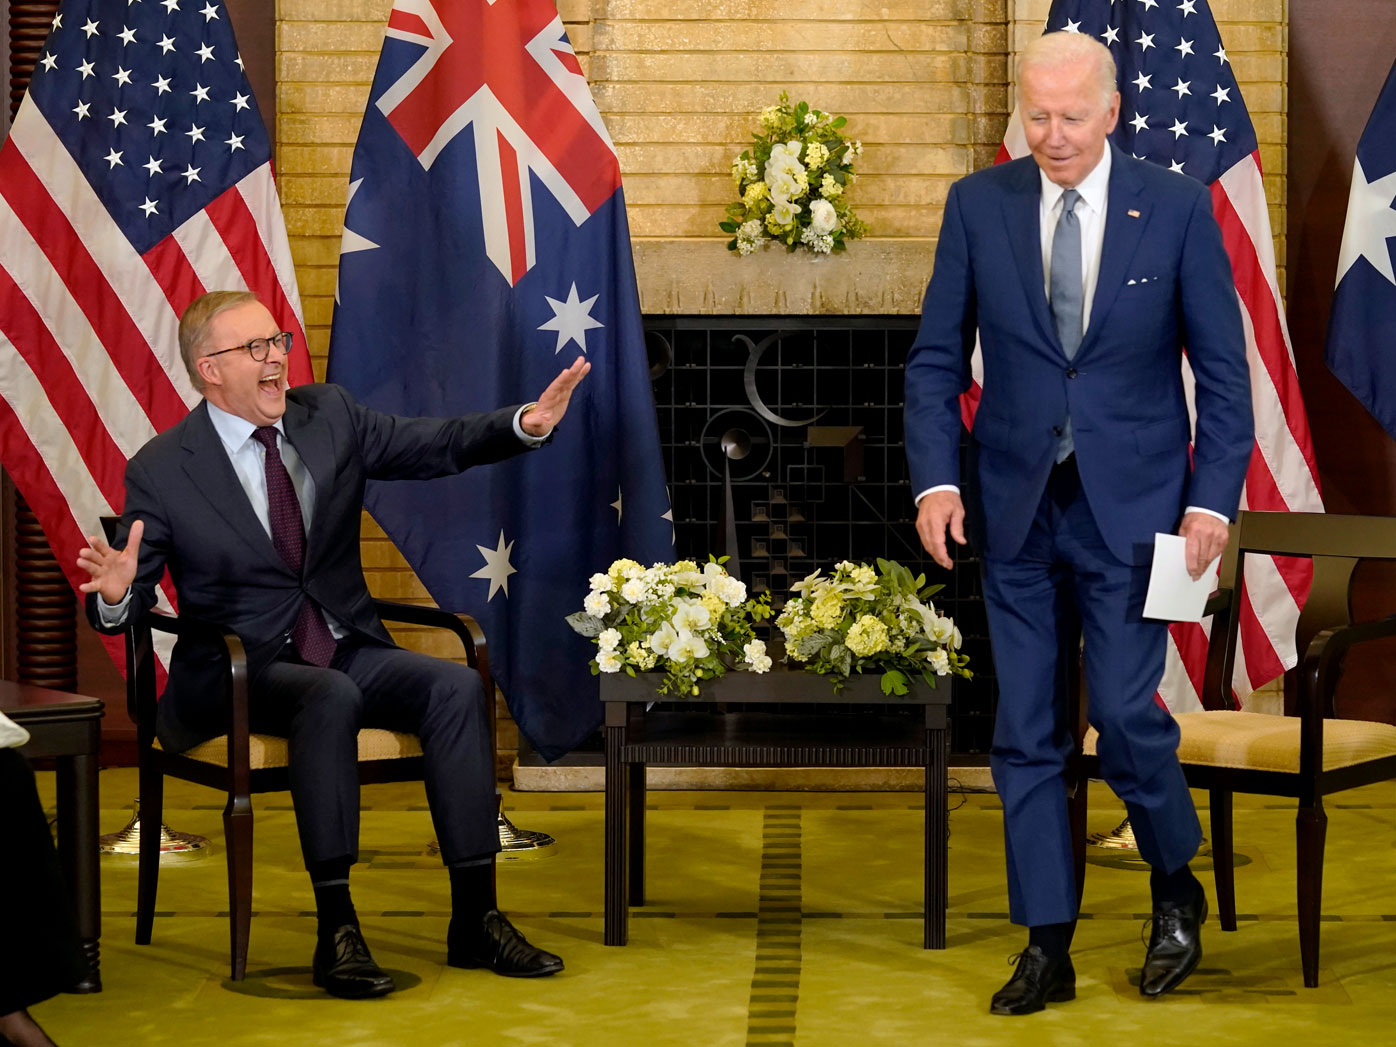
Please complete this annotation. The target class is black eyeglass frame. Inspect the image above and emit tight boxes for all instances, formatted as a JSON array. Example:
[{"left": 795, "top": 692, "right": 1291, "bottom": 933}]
[{"left": 202, "top": 331, "right": 295, "bottom": 362}]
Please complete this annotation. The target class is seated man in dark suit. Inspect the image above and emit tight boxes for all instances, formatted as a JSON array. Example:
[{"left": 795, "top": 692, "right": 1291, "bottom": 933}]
[{"left": 77, "top": 290, "right": 589, "bottom": 998}]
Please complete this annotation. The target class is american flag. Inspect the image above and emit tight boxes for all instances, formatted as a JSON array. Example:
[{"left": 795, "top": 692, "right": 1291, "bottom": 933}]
[
  {"left": 0, "top": 0, "right": 309, "bottom": 666},
  {"left": 328, "top": 0, "right": 673, "bottom": 759},
  {"left": 973, "top": 0, "right": 1324, "bottom": 711}
]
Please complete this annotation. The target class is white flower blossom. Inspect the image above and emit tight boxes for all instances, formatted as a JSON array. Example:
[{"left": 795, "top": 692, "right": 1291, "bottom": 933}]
[
  {"left": 929, "top": 648, "right": 951, "bottom": 675},
  {"left": 649, "top": 622, "right": 677, "bottom": 656},
  {"left": 809, "top": 198, "right": 840, "bottom": 235},
  {"left": 584, "top": 591, "right": 610, "bottom": 617},
  {"left": 772, "top": 197, "right": 802, "bottom": 227},
  {"left": 621, "top": 578, "right": 648, "bottom": 604},
  {"left": 671, "top": 599, "right": 712, "bottom": 633},
  {"left": 598, "top": 628, "right": 622, "bottom": 653},
  {"left": 597, "top": 651, "right": 623, "bottom": 673},
  {"left": 711, "top": 574, "right": 748, "bottom": 606},
  {"left": 589, "top": 572, "right": 614, "bottom": 593}
]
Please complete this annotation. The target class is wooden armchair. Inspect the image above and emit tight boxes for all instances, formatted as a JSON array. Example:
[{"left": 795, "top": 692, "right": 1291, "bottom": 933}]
[
  {"left": 1074, "top": 510, "right": 1396, "bottom": 986},
  {"left": 122, "top": 600, "right": 490, "bottom": 980}
]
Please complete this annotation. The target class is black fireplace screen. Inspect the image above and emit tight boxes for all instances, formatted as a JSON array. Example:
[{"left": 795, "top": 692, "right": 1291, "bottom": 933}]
[{"left": 644, "top": 315, "right": 996, "bottom": 758}]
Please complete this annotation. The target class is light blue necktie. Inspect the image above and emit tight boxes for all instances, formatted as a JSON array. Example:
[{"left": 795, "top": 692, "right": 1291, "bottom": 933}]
[{"left": 1050, "top": 188, "right": 1082, "bottom": 462}]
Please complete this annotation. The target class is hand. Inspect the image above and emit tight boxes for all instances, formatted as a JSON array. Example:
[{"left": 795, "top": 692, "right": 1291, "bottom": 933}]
[
  {"left": 1178, "top": 511, "right": 1228, "bottom": 581},
  {"left": 521, "top": 356, "right": 591, "bottom": 437},
  {"left": 915, "top": 490, "right": 967, "bottom": 570},
  {"left": 76, "top": 519, "right": 144, "bottom": 605}
]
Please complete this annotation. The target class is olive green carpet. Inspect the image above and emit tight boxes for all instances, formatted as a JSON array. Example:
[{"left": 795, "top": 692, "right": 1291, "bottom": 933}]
[{"left": 28, "top": 768, "right": 1396, "bottom": 1046}]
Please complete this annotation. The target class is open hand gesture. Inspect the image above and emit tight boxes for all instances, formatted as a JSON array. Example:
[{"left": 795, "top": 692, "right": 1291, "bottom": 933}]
[
  {"left": 521, "top": 357, "right": 591, "bottom": 437},
  {"left": 76, "top": 520, "right": 144, "bottom": 605}
]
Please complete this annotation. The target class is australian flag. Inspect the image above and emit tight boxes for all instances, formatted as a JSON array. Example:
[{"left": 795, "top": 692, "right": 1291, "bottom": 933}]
[
  {"left": 328, "top": 0, "right": 673, "bottom": 759},
  {"left": 1326, "top": 57, "right": 1396, "bottom": 441}
]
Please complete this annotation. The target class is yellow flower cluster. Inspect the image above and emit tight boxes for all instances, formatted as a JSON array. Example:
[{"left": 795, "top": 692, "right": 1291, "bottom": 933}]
[
  {"left": 810, "top": 591, "right": 845, "bottom": 628},
  {"left": 845, "top": 615, "right": 890, "bottom": 657}
]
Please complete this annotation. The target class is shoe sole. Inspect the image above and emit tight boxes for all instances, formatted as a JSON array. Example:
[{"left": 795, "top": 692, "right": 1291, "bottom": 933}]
[
  {"left": 312, "top": 973, "right": 396, "bottom": 999},
  {"left": 447, "top": 957, "right": 565, "bottom": 978},
  {"left": 990, "top": 983, "right": 1076, "bottom": 1015}
]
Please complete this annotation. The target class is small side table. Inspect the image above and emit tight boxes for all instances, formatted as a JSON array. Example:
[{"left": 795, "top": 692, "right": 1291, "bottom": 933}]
[
  {"left": 2, "top": 681, "right": 105, "bottom": 993},
  {"left": 602, "top": 671, "right": 952, "bottom": 948}
]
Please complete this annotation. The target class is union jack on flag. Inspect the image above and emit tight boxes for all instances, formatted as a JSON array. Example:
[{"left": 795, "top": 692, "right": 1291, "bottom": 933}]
[
  {"left": 372, "top": 0, "right": 621, "bottom": 287},
  {"left": 329, "top": 0, "right": 673, "bottom": 759},
  {"left": 973, "top": 0, "right": 1325, "bottom": 711},
  {"left": 0, "top": 0, "right": 308, "bottom": 671}
]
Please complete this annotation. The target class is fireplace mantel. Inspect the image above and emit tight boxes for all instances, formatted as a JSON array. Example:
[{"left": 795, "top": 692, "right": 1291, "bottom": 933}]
[{"left": 632, "top": 238, "right": 935, "bottom": 316}]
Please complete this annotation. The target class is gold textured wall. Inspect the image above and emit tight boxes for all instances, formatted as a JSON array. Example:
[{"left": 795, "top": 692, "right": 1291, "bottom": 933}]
[{"left": 274, "top": 0, "right": 1290, "bottom": 771}]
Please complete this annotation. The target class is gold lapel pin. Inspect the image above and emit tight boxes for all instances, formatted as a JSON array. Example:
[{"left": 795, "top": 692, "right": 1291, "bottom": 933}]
[{"left": 1127, "top": 209, "right": 1141, "bottom": 218}]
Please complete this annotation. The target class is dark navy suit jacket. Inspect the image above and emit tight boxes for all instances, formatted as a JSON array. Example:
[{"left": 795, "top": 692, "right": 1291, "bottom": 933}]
[
  {"left": 904, "top": 144, "right": 1254, "bottom": 565},
  {"left": 87, "top": 383, "right": 531, "bottom": 753}
]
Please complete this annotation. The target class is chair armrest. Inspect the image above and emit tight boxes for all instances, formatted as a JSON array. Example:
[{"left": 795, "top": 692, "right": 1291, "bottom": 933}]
[
  {"left": 1293, "top": 613, "right": 1396, "bottom": 778},
  {"left": 134, "top": 610, "right": 252, "bottom": 789},
  {"left": 1299, "top": 614, "right": 1396, "bottom": 717},
  {"left": 372, "top": 599, "right": 493, "bottom": 700},
  {"left": 1203, "top": 586, "right": 1233, "bottom": 619}
]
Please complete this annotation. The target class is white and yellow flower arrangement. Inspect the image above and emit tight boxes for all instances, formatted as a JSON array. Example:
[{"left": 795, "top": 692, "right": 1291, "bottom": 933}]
[
  {"left": 777, "top": 559, "right": 973, "bottom": 695},
  {"left": 567, "top": 558, "right": 774, "bottom": 697},
  {"left": 720, "top": 92, "right": 868, "bottom": 256}
]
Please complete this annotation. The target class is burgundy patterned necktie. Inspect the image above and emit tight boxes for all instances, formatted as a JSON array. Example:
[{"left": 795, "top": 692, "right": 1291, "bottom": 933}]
[{"left": 252, "top": 427, "right": 337, "bottom": 667}]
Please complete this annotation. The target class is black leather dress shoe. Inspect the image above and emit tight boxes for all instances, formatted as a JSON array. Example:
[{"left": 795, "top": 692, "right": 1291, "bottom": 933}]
[
  {"left": 312, "top": 924, "right": 395, "bottom": 999},
  {"left": 447, "top": 910, "right": 564, "bottom": 977},
  {"left": 989, "top": 945, "right": 1076, "bottom": 1015},
  {"left": 1140, "top": 883, "right": 1207, "bottom": 997}
]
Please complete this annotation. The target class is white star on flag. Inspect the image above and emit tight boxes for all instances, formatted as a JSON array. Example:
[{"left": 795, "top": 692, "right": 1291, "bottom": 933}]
[
  {"left": 471, "top": 531, "right": 518, "bottom": 601},
  {"left": 336, "top": 179, "right": 380, "bottom": 304},
  {"left": 1335, "top": 157, "right": 1396, "bottom": 287},
  {"left": 538, "top": 282, "right": 604, "bottom": 354}
]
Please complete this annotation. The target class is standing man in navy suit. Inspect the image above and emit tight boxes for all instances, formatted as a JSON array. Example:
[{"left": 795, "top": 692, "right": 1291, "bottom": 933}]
[
  {"left": 76, "top": 291, "right": 587, "bottom": 998},
  {"left": 905, "top": 32, "right": 1253, "bottom": 1014}
]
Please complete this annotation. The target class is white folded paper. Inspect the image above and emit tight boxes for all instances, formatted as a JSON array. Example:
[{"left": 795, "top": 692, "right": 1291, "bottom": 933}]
[
  {"left": 1143, "top": 533, "right": 1221, "bottom": 622},
  {"left": 0, "top": 709, "right": 30, "bottom": 749}
]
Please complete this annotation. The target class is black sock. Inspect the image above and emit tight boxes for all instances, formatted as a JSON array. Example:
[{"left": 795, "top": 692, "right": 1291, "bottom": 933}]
[
  {"left": 1027, "top": 921, "right": 1075, "bottom": 959},
  {"left": 309, "top": 857, "right": 356, "bottom": 940},
  {"left": 1150, "top": 863, "right": 1202, "bottom": 907},
  {"left": 448, "top": 857, "right": 496, "bottom": 937}
]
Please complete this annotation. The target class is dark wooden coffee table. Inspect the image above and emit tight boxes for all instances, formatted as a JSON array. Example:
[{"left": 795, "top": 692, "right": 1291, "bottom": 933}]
[
  {"left": 2, "top": 680, "right": 105, "bottom": 992},
  {"left": 601, "top": 670, "right": 952, "bottom": 948}
]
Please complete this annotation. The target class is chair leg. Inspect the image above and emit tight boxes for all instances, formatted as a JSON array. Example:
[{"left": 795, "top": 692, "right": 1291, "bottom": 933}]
[
  {"left": 224, "top": 792, "right": 254, "bottom": 981},
  {"left": 1068, "top": 776, "right": 1088, "bottom": 912},
  {"left": 1296, "top": 800, "right": 1328, "bottom": 988},
  {"left": 135, "top": 766, "right": 164, "bottom": 946},
  {"left": 1209, "top": 788, "right": 1237, "bottom": 932}
]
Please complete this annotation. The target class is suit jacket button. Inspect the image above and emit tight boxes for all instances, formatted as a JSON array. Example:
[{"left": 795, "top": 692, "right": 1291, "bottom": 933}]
[
  {"left": 1066, "top": 368, "right": 1078, "bottom": 378},
  {"left": 1052, "top": 426, "right": 1063, "bottom": 436}
]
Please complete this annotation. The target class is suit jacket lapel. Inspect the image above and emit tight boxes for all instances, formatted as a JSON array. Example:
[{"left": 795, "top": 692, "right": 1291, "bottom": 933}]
[
  {"left": 180, "top": 401, "right": 287, "bottom": 571},
  {"left": 1079, "top": 145, "right": 1149, "bottom": 359},
  {"left": 1001, "top": 160, "right": 1060, "bottom": 354},
  {"left": 280, "top": 395, "right": 336, "bottom": 566}
]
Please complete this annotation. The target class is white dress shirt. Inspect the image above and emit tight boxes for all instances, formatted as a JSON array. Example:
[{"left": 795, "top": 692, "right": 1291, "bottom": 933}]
[{"left": 915, "top": 146, "right": 1226, "bottom": 525}]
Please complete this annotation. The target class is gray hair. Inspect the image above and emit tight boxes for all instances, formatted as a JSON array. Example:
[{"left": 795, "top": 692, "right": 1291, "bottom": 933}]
[
  {"left": 1018, "top": 31, "right": 1118, "bottom": 110},
  {"left": 178, "top": 290, "right": 261, "bottom": 390}
]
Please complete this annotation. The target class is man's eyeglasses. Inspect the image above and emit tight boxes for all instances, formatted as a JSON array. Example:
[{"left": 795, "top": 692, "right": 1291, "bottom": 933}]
[{"left": 203, "top": 331, "right": 295, "bottom": 362}]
